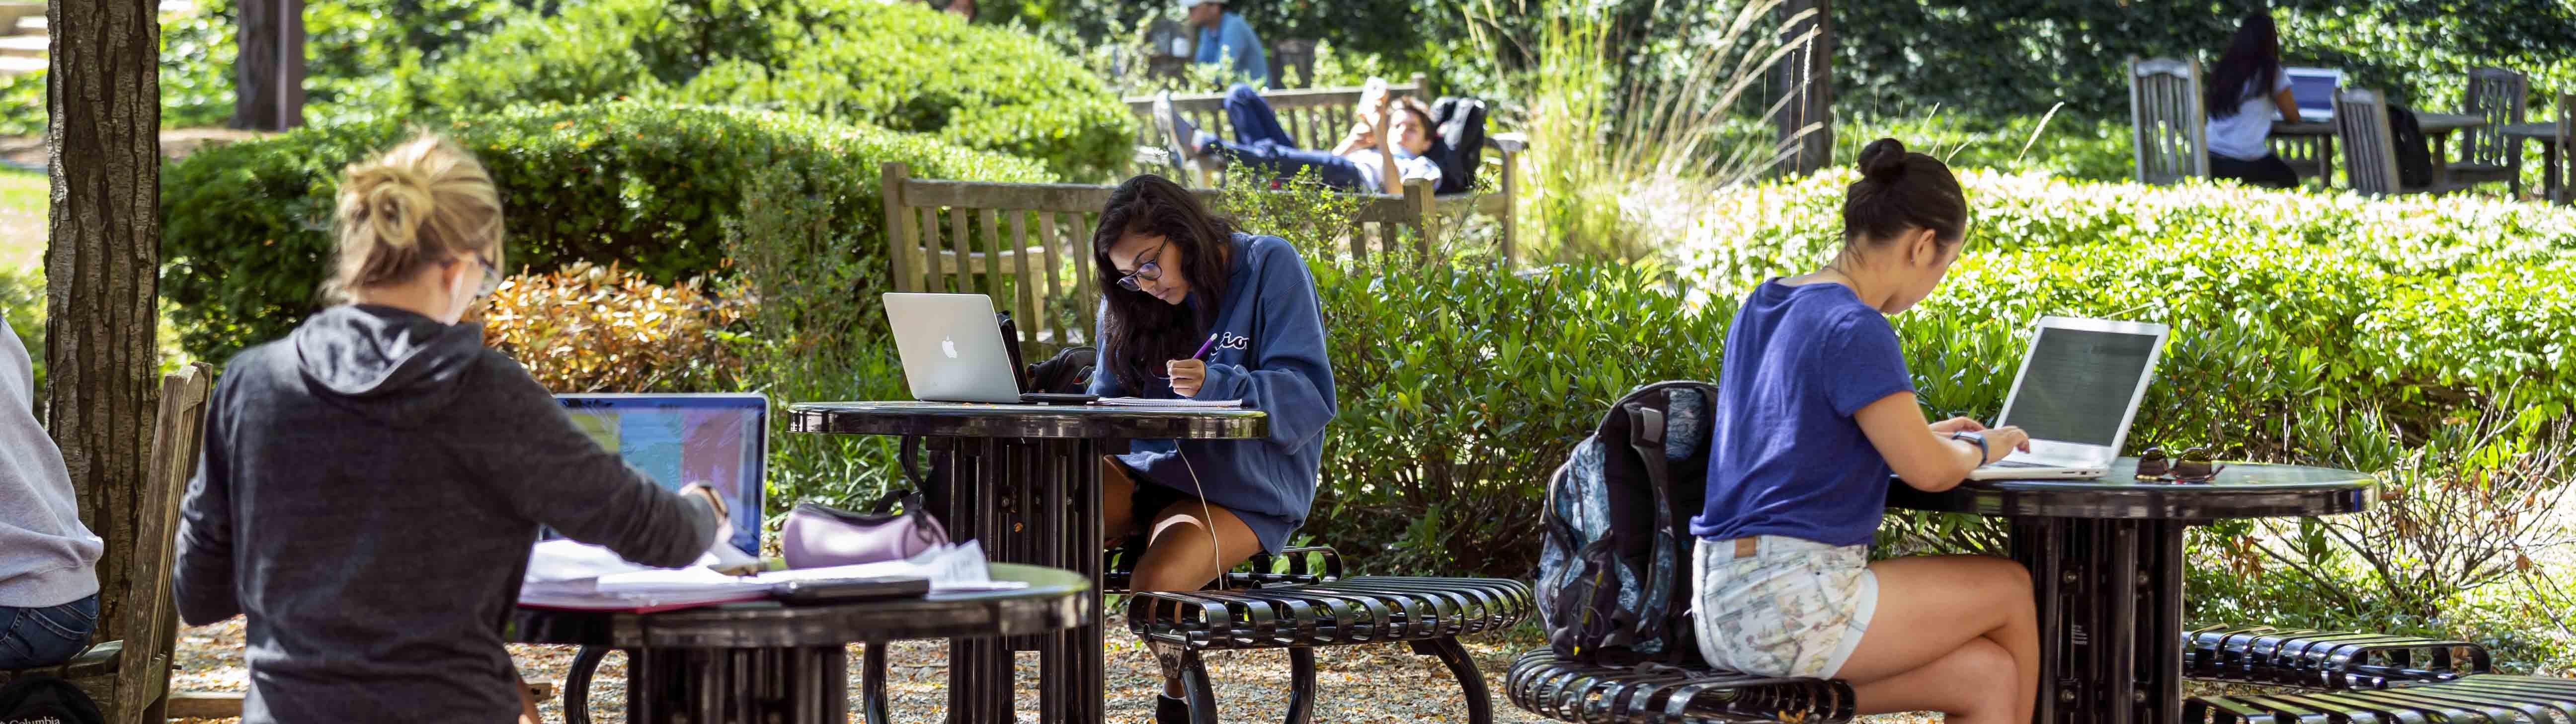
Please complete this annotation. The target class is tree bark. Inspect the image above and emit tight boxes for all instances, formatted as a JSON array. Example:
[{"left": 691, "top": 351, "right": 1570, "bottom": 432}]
[
  {"left": 1776, "top": 0, "right": 1834, "bottom": 176},
  {"left": 47, "top": 0, "right": 162, "bottom": 643},
  {"left": 234, "top": 0, "right": 306, "bottom": 130}
]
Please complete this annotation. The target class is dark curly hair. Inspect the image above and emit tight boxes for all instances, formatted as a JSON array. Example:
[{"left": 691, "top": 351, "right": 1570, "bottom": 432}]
[{"left": 1091, "top": 174, "right": 1238, "bottom": 392}]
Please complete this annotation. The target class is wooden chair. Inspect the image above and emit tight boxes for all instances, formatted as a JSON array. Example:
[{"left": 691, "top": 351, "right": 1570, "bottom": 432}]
[
  {"left": 2451, "top": 68, "right": 2527, "bottom": 194},
  {"left": 2334, "top": 88, "right": 2441, "bottom": 196},
  {"left": 880, "top": 163, "right": 1440, "bottom": 355},
  {"left": 1125, "top": 76, "right": 1521, "bottom": 265},
  {"left": 2555, "top": 92, "right": 2573, "bottom": 206},
  {"left": 0, "top": 362, "right": 213, "bottom": 723},
  {"left": 2128, "top": 57, "right": 2209, "bottom": 185}
]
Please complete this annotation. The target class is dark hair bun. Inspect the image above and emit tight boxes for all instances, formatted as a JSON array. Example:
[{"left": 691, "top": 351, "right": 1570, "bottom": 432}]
[{"left": 1857, "top": 138, "right": 1909, "bottom": 183}]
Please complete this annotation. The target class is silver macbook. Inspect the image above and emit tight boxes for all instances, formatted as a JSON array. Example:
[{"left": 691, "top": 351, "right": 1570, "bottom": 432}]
[
  {"left": 1968, "top": 316, "right": 2171, "bottom": 481},
  {"left": 885, "top": 293, "right": 1023, "bottom": 404},
  {"left": 2283, "top": 67, "right": 2342, "bottom": 122}
]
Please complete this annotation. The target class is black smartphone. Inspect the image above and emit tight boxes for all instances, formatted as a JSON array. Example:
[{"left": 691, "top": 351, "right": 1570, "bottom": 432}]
[
  {"left": 770, "top": 576, "right": 932, "bottom": 604},
  {"left": 1020, "top": 393, "right": 1100, "bottom": 405}
]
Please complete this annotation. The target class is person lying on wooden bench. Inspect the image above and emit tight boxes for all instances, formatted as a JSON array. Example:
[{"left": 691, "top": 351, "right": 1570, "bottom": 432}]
[
  {"left": 1691, "top": 138, "right": 2040, "bottom": 724},
  {"left": 1085, "top": 175, "right": 1338, "bottom": 724},
  {"left": 1156, "top": 79, "right": 1442, "bottom": 195},
  {"left": 0, "top": 317, "right": 103, "bottom": 670},
  {"left": 169, "top": 133, "right": 730, "bottom": 724}
]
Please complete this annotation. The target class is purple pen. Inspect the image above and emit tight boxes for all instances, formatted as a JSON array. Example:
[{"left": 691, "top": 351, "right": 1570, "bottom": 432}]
[{"left": 1189, "top": 333, "right": 1218, "bottom": 361}]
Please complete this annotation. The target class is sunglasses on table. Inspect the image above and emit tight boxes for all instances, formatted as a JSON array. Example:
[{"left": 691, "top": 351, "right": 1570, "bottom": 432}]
[{"left": 2135, "top": 446, "right": 2226, "bottom": 483}]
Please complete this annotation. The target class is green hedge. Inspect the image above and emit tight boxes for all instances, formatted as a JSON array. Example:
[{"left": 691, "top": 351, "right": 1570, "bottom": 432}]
[
  {"left": 160, "top": 101, "right": 1049, "bottom": 365},
  {"left": 410, "top": 0, "right": 1134, "bottom": 181}
]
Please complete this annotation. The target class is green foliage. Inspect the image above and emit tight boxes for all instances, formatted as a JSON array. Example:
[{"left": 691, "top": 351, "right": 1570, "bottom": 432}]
[
  {"left": 721, "top": 169, "right": 912, "bottom": 515},
  {"left": 159, "top": 101, "right": 1049, "bottom": 367},
  {"left": 1306, "top": 259, "right": 1731, "bottom": 578},
  {"left": 0, "top": 265, "right": 40, "bottom": 403},
  {"left": 412, "top": 0, "right": 1134, "bottom": 180},
  {"left": 0, "top": 71, "right": 41, "bottom": 138},
  {"left": 157, "top": 0, "right": 534, "bottom": 128},
  {"left": 1834, "top": 1, "right": 2576, "bottom": 123}
]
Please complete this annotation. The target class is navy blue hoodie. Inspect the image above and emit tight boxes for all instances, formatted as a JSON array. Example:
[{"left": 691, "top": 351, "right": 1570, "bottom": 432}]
[{"left": 1091, "top": 233, "right": 1337, "bottom": 552}]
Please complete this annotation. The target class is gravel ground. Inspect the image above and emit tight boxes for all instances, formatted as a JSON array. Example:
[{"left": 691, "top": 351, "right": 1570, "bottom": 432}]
[{"left": 167, "top": 616, "right": 1946, "bottom": 724}]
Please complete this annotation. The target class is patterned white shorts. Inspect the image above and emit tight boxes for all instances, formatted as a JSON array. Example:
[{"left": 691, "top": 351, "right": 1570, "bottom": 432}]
[{"left": 1690, "top": 536, "right": 1878, "bottom": 679}]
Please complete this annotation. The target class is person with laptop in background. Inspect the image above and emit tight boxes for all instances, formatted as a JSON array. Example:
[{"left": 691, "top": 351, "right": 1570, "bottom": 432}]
[
  {"left": 1087, "top": 174, "right": 1335, "bottom": 724},
  {"left": 2204, "top": 11, "right": 2306, "bottom": 189},
  {"left": 1691, "top": 139, "right": 2039, "bottom": 724},
  {"left": 170, "top": 133, "right": 730, "bottom": 724}
]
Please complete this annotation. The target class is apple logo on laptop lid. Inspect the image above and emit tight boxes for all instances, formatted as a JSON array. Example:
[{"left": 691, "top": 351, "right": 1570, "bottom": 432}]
[{"left": 942, "top": 336, "right": 959, "bottom": 358}]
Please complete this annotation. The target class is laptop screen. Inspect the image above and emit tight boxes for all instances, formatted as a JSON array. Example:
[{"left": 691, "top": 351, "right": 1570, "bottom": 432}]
[
  {"left": 2284, "top": 68, "right": 2340, "bottom": 115},
  {"left": 553, "top": 394, "right": 767, "bottom": 554},
  {"left": 1997, "top": 328, "right": 2161, "bottom": 448}
]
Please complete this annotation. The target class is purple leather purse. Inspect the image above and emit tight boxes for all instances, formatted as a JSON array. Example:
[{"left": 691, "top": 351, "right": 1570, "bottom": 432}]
[{"left": 781, "top": 492, "right": 951, "bottom": 569}]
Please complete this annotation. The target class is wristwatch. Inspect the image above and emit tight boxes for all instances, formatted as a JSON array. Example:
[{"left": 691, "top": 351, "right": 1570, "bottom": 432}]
[{"left": 1950, "top": 430, "right": 1990, "bottom": 462}]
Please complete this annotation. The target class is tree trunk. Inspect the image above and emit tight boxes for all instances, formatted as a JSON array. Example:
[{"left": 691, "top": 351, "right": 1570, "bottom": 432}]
[
  {"left": 1776, "top": 0, "right": 1834, "bottom": 176},
  {"left": 234, "top": 0, "right": 306, "bottom": 130},
  {"left": 46, "top": 0, "right": 161, "bottom": 644}
]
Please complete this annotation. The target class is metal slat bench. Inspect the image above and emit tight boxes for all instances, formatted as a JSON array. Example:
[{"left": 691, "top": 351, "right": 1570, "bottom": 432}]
[
  {"left": 1117, "top": 545, "right": 1533, "bottom": 724},
  {"left": 1502, "top": 650, "right": 1856, "bottom": 724},
  {"left": 2184, "top": 674, "right": 2576, "bottom": 724},
  {"left": 2184, "top": 625, "right": 2492, "bottom": 690}
]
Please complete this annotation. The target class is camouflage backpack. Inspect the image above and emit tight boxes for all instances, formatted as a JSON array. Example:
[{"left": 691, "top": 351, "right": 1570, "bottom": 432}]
[{"left": 1534, "top": 381, "right": 1719, "bottom": 664}]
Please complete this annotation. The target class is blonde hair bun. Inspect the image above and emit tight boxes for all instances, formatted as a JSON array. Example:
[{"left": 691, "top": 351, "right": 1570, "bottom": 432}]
[{"left": 324, "top": 132, "right": 506, "bottom": 302}]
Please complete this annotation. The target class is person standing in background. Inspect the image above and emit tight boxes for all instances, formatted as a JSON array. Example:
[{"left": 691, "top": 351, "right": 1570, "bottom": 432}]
[{"left": 1181, "top": 0, "right": 1269, "bottom": 89}]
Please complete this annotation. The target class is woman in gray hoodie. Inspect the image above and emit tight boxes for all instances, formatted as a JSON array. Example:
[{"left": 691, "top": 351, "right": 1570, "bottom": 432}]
[
  {"left": 170, "top": 134, "right": 726, "bottom": 724},
  {"left": 0, "top": 316, "right": 104, "bottom": 669}
]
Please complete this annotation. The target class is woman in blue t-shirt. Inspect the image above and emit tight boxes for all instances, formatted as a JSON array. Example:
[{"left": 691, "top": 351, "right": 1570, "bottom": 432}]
[
  {"left": 2203, "top": 12, "right": 2304, "bottom": 188},
  {"left": 1690, "top": 139, "right": 2039, "bottom": 724},
  {"left": 1086, "top": 174, "right": 1338, "bottom": 724}
]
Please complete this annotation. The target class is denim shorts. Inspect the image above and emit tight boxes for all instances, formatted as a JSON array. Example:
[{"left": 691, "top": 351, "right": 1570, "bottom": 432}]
[
  {"left": 1691, "top": 537, "right": 1877, "bottom": 679},
  {"left": 0, "top": 593, "right": 99, "bottom": 669}
]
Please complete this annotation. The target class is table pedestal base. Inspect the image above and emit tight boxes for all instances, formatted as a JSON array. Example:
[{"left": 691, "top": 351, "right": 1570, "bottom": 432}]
[
  {"left": 931, "top": 436, "right": 1109, "bottom": 724},
  {"left": 2015, "top": 518, "right": 2189, "bottom": 724},
  {"left": 618, "top": 645, "right": 850, "bottom": 724}
]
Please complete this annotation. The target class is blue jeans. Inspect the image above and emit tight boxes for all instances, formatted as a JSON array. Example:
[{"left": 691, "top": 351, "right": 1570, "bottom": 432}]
[
  {"left": 1202, "top": 83, "right": 1367, "bottom": 189},
  {"left": 0, "top": 594, "right": 99, "bottom": 668}
]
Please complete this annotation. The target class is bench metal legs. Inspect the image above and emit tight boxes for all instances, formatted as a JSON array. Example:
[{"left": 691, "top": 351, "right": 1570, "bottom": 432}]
[
  {"left": 863, "top": 642, "right": 891, "bottom": 724},
  {"left": 1167, "top": 638, "right": 1490, "bottom": 724},
  {"left": 563, "top": 645, "right": 610, "bottom": 724},
  {"left": 1413, "top": 637, "right": 1495, "bottom": 724},
  {"left": 1287, "top": 646, "right": 1318, "bottom": 724}
]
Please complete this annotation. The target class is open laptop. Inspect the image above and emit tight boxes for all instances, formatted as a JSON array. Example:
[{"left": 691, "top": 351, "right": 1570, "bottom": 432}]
[
  {"left": 1967, "top": 317, "right": 2171, "bottom": 481},
  {"left": 551, "top": 393, "right": 768, "bottom": 554},
  {"left": 2283, "top": 67, "right": 2343, "bottom": 122},
  {"left": 885, "top": 292, "right": 1026, "bottom": 404}
]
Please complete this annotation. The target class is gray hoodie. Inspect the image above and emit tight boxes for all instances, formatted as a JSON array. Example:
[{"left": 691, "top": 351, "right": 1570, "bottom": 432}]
[
  {"left": 172, "top": 304, "right": 717, "bottom": 724},
  {"left": 0, "top": 316, "right": 104, "bottom": 608}
]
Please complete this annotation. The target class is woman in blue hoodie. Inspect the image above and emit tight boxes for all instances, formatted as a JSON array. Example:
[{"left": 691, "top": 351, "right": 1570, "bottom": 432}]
[{"left": 1087, "top": 174, "right": 1337, "bottom": 723}]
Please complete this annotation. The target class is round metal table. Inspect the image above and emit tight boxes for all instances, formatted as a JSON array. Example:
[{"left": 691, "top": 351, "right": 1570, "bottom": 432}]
[
  {"left": 511, "top": 563, "right": 1090, "bottom": 724},
  {"left": 788, "top": 402, "right": 1267, "bottom": 724},
  {"left": 1888, "top": 458, "right": 2373, "bottom": 724}
]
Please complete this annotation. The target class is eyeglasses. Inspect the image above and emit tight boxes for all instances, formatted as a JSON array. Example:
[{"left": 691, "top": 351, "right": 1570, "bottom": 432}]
[
  {"left": 2135, "top": 446, "right": 2226, "bottom": 483},
  {"left": 1115, "top": 240, "right": 1168, "bottom": 293},
  {"left": 446, "top": 255, "right": 502, "bottom": 297}
]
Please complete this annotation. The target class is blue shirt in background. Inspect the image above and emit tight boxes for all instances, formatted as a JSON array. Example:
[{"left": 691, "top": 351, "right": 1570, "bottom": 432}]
[
  {"left": 1090, "top": 233, "right": 1333, "bottom": 552},
  {"left": 1690, "top": 279, "right": 1916, "bottom": 547},
  {"left": 1196, "top": 12, "right": 1270, "bottom": 89}
]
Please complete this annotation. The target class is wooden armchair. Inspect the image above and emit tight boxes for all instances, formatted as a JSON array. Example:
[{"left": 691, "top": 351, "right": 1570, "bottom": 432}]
[
  {"left": 2451, "top": 68, "right": 2528, "bottom": 194},
  {"left": 0, "top": 362, "right": 213, "bottom": 723},
  {"left": 2128, "top": 57, "right": 2209, "bottom": 185}
]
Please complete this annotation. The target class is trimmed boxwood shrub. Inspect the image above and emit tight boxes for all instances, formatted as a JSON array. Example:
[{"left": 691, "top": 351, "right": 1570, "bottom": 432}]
[
  {"left": 160, "top": 101, "right": 1049, "bottom": 365},
  {"left": 409, "top": 0, "right": 1134, "bottom": 181}
]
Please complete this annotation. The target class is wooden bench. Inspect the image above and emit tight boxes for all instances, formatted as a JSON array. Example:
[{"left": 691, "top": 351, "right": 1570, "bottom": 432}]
[
  {"left": 1503, "top": 649, "right": 1856, "bottom": 724},
  {"left": 1122, "top": 77, "right": 1522, "bottom": 265},
  {"left": 1114, "top": 545, "right": 1533, "bottom": 724},
  {"left": 1, "top": 362, "right": 212, "bottom": 723},
  {"left": 882, "top": 162, "right": 1464, "bottom": 355}
]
